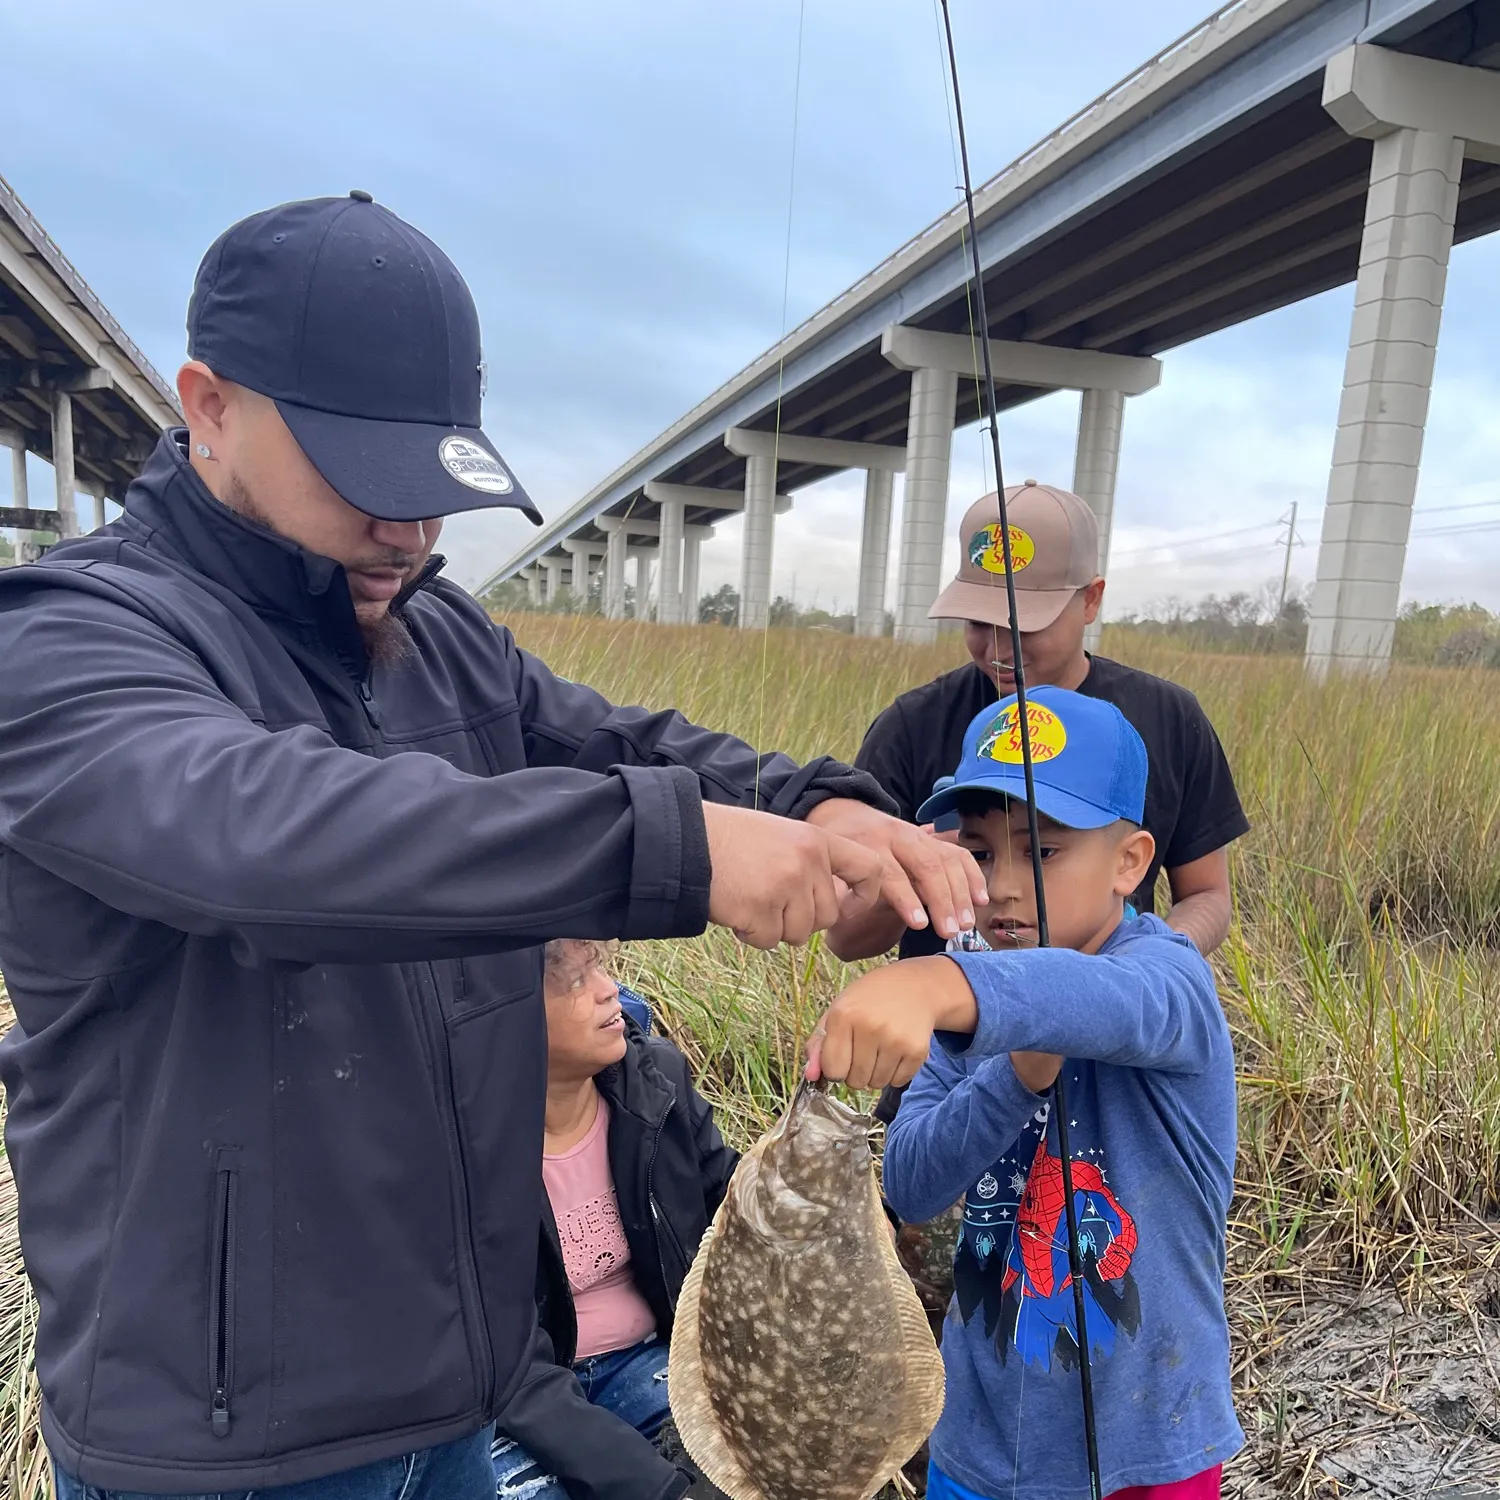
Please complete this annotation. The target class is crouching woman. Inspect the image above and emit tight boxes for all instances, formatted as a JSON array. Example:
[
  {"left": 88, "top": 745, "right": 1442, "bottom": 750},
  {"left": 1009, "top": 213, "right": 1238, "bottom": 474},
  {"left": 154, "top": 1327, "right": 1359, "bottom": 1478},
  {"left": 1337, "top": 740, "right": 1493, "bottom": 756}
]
[{"left": 492, "top": 939, "right": 735, "bottom": 1500}]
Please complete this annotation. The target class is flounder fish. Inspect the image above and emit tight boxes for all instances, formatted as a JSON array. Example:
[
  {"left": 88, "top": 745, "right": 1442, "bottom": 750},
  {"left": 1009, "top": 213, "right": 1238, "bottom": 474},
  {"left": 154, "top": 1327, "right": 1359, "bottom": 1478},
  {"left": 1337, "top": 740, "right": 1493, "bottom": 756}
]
[{"left": 669, "top": 1079, "right": 945, "bottom": 1500}]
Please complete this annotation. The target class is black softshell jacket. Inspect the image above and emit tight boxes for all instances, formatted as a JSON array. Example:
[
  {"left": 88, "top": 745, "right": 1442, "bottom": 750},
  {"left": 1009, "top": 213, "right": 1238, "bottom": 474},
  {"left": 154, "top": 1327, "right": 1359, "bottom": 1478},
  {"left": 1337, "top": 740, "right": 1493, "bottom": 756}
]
[
  {"left": 497, "top": 1020, "right": 737, "bottom": 1500},
  {"left": 0, "top": 432, "right": 892, "bottom": 1492}
]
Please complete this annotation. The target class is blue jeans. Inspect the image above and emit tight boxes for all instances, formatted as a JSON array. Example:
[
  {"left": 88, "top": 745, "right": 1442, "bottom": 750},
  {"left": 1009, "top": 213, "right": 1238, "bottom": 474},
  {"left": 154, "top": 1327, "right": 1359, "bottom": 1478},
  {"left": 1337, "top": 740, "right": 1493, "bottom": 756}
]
[
  {"left": 575, "top": 1335, "right": 672, "bottom": 1442},
  {"left": 52, "top": 1427, "right": 496, "bottom": 1500},
  {"left": 492, "top": 1337, "right": 671, "bottom": 1499}
]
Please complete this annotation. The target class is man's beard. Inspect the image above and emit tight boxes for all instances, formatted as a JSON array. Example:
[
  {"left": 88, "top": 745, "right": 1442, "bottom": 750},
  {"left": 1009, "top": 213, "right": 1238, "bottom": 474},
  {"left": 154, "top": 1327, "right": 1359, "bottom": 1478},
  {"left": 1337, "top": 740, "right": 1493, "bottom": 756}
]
[
  {"left": 224, "top": 473, "right": 416, "bottom": 665},
  {"left": 360, "top": 610, "right": 416, "bottom": 666}
]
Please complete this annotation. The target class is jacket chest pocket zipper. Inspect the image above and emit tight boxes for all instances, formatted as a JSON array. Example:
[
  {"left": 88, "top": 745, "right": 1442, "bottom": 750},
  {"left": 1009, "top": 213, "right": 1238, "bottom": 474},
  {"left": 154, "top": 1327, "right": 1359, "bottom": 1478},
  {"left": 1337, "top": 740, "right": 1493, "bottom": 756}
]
[
  {"left": 645, "top": 1097, "right": 682, "bottom": 1308},
  {"left": 208, "top": 1147, "right": 241, "bottom": 1437}
]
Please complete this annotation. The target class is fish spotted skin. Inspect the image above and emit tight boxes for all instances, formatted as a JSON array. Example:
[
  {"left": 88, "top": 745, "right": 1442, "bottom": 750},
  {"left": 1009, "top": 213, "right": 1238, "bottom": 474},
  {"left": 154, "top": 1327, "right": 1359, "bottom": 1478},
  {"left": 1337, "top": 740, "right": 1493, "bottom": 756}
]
[{"left": 671, "top": 1084, "right": 944, "bottom": 1500}]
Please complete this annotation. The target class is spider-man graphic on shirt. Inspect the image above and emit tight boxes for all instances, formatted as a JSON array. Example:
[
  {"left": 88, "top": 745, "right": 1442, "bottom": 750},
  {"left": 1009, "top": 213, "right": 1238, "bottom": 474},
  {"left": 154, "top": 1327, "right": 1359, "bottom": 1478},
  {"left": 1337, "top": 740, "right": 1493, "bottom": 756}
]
[{"left": 953, "top": 1102, "right": 1141, "bottom": 1372}]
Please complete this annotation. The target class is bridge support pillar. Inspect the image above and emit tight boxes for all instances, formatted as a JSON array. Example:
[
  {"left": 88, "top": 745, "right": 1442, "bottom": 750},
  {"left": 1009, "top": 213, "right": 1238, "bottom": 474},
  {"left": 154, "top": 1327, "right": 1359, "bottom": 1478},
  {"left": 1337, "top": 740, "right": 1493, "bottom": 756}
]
[
  {"left": 1308, "top": 126, "right": 1461, "bottom": 675},
  {"left": 543, "top": 557, "right": 565, "bottom": 606},
  {"left": 1308, "top": 43, "right": 1500, "bottom": 675},
  {"left": 82, "top": 481, "right": 108, "bottom": 532},
  {"left": 738, "top": 452, "right": 776, "bottom": 630},
  {"left": 51, "top": 393, "right": 78, "bottom": 539},
  {"left": 631, "top": 549, "right": 654, "bottom": 619},
  {"left": 657, "top": 498, "right": 685, "bottom": 624},
  {"left": 525, "top": 567, "right": 543, "bottom": 607},
  {"left": 856, "top": 468, "right": 893, "bottom": 637},
  {"left": 562, "top": 540, "right": 600, "bottom": 610},
  {"left": 5, "top": 439, "right": 23, "bottom": 512},
  {"left": 1073, "top": 387, "right": 1126, "bottom": 654},
  {"left": 895, "top": 365, "right": 957, "bottom": 644},
  {"left": 2, "top": 432, "right": 43, "bottom": 562},
  {"left": 682, "top": 532, "right": 703, "bottom": 624},
  {"left": 604, "top": 529, "right": 628, "bottom": 618}
]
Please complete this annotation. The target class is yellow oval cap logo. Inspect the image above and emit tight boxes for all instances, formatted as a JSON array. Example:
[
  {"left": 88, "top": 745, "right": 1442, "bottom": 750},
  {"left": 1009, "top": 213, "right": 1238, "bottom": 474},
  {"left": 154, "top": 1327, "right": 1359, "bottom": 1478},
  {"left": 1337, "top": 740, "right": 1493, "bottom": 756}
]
[
  {"left": 979, "top": 702, "right": 1067, "bottom": 764},
  {"left": 968, "top": 523, "right": 1035, "bottom": 576}
]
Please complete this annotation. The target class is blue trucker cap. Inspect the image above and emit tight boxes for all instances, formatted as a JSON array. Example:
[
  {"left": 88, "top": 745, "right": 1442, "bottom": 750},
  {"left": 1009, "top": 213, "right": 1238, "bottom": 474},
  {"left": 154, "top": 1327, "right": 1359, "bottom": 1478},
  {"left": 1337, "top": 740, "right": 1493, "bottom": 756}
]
[
  {"left": 187, "top": 192, "right": 542, "bottom": 526},
  {"left": 916, "top": 685, "right": 1147, "bottom": 830}
]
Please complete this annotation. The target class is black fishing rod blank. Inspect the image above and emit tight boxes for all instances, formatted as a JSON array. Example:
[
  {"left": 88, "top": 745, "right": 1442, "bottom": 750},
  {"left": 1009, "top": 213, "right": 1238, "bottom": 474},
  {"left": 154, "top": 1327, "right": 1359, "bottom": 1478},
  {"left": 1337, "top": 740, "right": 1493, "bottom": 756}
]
[{"left": 936, "top": 4, "right": 1104, "bottom": 1495}]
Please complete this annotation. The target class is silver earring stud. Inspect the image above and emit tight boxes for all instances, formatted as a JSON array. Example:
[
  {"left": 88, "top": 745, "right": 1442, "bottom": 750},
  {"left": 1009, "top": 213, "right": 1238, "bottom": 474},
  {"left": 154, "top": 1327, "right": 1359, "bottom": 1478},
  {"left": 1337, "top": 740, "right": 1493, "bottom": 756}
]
[{"left": 194, "top": 442, "right": 212, "bottom": 458}]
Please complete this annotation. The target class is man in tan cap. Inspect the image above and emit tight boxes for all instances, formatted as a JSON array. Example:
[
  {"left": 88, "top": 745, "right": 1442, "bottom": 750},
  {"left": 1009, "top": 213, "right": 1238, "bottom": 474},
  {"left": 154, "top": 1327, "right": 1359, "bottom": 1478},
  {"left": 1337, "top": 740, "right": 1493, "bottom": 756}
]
[{"left": 831, "top": 479, "right": 1247, "bottom": 967}]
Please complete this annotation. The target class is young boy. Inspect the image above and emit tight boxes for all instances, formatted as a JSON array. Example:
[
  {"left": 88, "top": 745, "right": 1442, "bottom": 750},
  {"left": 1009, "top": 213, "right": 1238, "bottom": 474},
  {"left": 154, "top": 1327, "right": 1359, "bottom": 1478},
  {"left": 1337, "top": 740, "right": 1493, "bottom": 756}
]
[{"left": 808, "top": 685, "right": 1242, "bottom": 1500}]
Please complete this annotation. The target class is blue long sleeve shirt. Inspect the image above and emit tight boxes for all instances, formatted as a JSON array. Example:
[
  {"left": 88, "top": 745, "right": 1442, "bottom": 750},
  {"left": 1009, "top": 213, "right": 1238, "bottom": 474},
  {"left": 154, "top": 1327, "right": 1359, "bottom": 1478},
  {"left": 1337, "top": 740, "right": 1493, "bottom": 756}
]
[{"left": 883, "top": 914, "right": 1242, "bottom": 1499}]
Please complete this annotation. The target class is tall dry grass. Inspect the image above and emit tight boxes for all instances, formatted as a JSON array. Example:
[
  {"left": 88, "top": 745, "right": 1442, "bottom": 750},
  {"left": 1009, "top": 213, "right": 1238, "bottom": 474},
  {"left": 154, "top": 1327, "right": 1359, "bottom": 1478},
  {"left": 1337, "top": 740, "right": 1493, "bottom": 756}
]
[
  {"left": 512, "top": 617, "right": 1500, "bottom": 1274},
  {"left": 3, "top": 616, "right": 1499, "bottom": 1495},
  {"left": 0, "top": 1039, "right": 46, "bottom": 1500}
]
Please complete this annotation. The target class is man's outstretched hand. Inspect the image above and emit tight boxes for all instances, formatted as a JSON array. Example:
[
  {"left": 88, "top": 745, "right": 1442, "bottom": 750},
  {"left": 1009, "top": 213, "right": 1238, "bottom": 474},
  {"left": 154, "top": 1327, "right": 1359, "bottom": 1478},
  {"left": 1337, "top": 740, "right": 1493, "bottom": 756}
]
[
  {"left": 703, "top": 803, "right": 886, "bottom": 950},
  {"left": 701, "top": 798, "right": 986, "bottom": 953},
  {"left": 806, "top": 798, "right": 987, "bottom": 946}
]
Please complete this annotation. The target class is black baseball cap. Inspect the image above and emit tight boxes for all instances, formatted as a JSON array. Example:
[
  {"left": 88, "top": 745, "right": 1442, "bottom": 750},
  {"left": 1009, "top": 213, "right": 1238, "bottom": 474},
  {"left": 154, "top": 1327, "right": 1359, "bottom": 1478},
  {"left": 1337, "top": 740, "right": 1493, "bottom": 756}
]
[{"left": 187, "top": 191, "right": 542, "bottom": 525}]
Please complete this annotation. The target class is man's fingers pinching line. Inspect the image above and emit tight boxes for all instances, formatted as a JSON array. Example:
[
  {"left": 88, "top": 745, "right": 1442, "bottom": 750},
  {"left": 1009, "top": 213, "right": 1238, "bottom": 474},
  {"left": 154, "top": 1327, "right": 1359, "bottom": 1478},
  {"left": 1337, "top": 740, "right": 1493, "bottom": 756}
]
[
  {"left": 892, "top": 830, "right": 985, "bottom": 941},
  {"left": 824, "top": 831, "right": 885, "bottom": 919}
]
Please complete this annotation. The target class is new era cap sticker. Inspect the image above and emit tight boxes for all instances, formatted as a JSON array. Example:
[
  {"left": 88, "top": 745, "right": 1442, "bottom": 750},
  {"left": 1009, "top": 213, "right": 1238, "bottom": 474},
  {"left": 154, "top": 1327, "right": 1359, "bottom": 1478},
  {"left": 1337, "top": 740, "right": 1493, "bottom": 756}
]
[
  {"left": 439, "top": 435, "right": 513, "bottom": 494},
  {"left": 968, "top": 523, "right": 1035, "bottom": 576},
  {"left": 979, "top": 702, "right": 1067, "bottom": 764}
]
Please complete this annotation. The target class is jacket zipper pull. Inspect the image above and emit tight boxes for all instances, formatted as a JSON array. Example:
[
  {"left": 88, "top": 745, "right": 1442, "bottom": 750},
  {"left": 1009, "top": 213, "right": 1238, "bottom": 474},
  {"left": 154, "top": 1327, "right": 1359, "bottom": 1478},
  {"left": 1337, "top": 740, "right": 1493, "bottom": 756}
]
[
  {"left": 212, "top": 1388, "right": 230, "bottom": 1436},
  {"left": 358, "top": 679, "right": 381, "bottom": 728}
]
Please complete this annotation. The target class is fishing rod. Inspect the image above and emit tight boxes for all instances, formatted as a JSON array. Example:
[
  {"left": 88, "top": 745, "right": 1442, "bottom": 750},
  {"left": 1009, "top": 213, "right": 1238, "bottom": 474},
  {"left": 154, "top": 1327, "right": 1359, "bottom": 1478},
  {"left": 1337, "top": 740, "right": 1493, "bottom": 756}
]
[{"left": 935, "top": 5, "right": 1104, "bottom": 1496}]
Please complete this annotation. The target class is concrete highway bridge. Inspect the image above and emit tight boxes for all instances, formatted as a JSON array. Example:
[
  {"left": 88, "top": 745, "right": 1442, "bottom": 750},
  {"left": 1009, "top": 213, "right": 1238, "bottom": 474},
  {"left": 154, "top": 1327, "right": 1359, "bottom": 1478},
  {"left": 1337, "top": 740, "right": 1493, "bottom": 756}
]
[
  {"left": 0, "top": 174, "right": 179, "bottom": 558},
  {"left": 484, "top": 0, "right": 1500, "bottom": 674}
]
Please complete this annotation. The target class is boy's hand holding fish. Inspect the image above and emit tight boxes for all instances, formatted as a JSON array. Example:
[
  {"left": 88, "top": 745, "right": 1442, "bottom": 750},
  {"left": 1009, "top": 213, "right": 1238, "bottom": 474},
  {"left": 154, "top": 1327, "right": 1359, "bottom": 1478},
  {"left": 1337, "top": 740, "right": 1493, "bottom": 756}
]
[
  {"left": 806, "top": 958, "right": 971, "bottom": 1090},
  {"left": 804, "top": 958, "right": 1063, "bottom": 1095}
]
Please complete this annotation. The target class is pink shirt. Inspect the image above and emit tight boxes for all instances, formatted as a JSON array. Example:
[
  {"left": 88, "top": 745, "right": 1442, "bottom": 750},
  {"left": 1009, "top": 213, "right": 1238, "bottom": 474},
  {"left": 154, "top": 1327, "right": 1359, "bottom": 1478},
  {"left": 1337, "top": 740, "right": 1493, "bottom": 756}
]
[{"left": 542, "top": 1096, "right": 657, "bottom": 1360}]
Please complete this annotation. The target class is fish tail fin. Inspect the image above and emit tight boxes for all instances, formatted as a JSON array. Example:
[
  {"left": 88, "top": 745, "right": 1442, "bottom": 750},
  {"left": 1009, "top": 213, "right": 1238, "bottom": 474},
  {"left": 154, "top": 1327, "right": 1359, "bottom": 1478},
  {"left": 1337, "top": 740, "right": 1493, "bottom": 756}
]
[{"left": 667, "top": 1212, "right": 770, "bottom": 1500}]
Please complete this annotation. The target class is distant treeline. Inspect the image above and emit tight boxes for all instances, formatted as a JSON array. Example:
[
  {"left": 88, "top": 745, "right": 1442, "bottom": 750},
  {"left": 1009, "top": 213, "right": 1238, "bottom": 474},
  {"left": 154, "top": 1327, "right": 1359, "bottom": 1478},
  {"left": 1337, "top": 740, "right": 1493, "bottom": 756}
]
[
  {"left": 480, "top": 578, "right": 883, "bottom": 635},
  {"left": 1110, "top": 586, "right": 1500, "bottom": 668},
  {"left": 479, "top": 573, "right": 1500, "bottom": 668}
]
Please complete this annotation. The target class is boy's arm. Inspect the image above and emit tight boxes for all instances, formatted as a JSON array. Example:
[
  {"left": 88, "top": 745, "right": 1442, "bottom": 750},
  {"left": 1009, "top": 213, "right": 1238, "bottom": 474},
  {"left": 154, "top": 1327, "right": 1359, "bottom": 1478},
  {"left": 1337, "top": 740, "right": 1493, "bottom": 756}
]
[
  {"left": 946, "top": 939, "right": 1220, "bottom": 1074},
  {"left": 809, "top": 933, "right": 1220, "bottom": 1091},
  {"left": 882, "top": 1048, "right": 1046, "bottom": 1226}
]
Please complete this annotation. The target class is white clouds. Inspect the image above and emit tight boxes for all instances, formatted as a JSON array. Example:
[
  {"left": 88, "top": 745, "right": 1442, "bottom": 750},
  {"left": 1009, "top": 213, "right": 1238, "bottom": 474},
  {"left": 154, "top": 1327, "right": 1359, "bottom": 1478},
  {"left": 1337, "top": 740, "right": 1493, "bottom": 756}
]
[{"left": 3, "top": 0, "right": 1498, "bottom": 618}]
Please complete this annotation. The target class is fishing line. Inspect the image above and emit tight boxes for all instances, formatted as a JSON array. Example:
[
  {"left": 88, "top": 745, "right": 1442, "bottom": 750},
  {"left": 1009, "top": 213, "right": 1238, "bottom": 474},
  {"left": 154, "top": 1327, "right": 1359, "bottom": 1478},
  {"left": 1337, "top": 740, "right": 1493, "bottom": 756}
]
[
  {"left": 928, "top": 4, "right": 1029, "bottom": 1482},
  {"left": 936, "top": 5, "right": 1104, "bottom": 1496},
  {"left": 751, "top": 0, "right": 806, "bottom": 834}
]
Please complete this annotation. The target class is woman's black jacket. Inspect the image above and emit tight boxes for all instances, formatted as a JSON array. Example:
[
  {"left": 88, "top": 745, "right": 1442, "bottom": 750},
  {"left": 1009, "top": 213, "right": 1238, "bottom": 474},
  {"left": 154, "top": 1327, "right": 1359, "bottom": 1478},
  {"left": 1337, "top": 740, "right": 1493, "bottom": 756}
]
[{"left": 495, "top": 1019, "right": 737, "bottom": 1500}]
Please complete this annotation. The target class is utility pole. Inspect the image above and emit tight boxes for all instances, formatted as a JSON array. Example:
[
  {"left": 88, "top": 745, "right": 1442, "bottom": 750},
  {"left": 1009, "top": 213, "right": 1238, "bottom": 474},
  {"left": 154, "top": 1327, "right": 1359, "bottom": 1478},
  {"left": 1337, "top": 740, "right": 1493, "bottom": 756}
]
[{"left": 1277, "top": 501, "right": 1300, "bottom": 618}]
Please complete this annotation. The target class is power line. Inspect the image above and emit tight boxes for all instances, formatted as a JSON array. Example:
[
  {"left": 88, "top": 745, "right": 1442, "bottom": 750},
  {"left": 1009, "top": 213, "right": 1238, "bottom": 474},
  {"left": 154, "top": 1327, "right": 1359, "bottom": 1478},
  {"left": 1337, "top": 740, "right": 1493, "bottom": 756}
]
[
  {"left": 1109, "top": 497, "right": 1500, "bottom": 564},
  {"left": 1410, "top": 519, "right": 1500, "bottom": 540},
  {"left": 1415, "top": 497, "right": 1500, "bottom": 517},
  {"left": 1111, "top": 539, "right": 1282, "bottom": 571},
  {"left": 1110, "top": 520, "right": 1274, "bottom": 559}
]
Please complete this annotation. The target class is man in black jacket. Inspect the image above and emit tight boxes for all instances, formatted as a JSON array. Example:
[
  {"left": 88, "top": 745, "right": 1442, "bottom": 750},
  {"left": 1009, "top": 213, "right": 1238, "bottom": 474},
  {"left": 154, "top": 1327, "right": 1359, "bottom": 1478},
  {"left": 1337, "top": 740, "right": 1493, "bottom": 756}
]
[{"left": 0, "top": 195, "right": 984, "bottom": 1500}]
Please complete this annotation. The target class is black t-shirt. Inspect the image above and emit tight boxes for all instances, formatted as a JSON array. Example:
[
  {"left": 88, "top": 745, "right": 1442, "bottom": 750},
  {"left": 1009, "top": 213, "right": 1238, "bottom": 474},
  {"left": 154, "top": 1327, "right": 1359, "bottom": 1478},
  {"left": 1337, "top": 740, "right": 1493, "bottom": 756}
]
[{"left": 853, "top": 655, "right": 1250, "bottom": 960}]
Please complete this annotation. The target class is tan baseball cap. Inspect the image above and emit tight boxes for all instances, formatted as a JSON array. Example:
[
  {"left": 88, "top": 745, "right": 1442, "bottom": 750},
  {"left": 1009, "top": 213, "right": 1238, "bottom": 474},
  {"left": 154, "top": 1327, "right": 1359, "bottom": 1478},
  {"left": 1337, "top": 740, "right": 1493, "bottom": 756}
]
[{"left": 930, "top": 480, "right": 1100, "bottom": 632}]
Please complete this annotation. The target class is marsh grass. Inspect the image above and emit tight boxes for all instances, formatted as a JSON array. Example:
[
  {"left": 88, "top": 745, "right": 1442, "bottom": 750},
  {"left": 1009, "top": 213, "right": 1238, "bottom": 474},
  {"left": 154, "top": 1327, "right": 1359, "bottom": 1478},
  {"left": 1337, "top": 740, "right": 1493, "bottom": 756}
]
[
  {"left": 0, "top": 1124, "right": 45, "bottom": 1500},
  {"left": 4, "top": 616, "right": 1500, "bottom": 1496},
  {"left": 516, "top": 617, "right": 1500, "bottom": 1263}
]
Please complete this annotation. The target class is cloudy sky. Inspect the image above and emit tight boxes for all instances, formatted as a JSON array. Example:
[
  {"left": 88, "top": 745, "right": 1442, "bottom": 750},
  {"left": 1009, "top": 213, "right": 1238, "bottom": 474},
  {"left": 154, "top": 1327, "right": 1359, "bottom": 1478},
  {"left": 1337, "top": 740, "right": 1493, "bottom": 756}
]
[{"left": 4, "top": 0, "right": 1498, "bottom": 617}]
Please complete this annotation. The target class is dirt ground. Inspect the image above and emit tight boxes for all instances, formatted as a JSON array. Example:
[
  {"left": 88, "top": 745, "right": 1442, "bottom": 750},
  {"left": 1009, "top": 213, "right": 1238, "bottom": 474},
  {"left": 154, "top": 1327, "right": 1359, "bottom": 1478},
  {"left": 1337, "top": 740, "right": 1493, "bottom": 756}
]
[{"left": 1226, "top": 1271, "right": 1500, "bottom": 1499}]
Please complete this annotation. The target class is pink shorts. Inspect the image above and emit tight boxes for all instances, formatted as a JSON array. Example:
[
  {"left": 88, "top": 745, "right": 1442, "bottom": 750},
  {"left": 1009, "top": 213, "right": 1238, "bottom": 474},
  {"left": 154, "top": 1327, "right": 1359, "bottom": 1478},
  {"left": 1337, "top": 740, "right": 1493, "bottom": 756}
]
[{"left": 1108, "top": 1467, "right": 1222, "bottom": 1500}]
